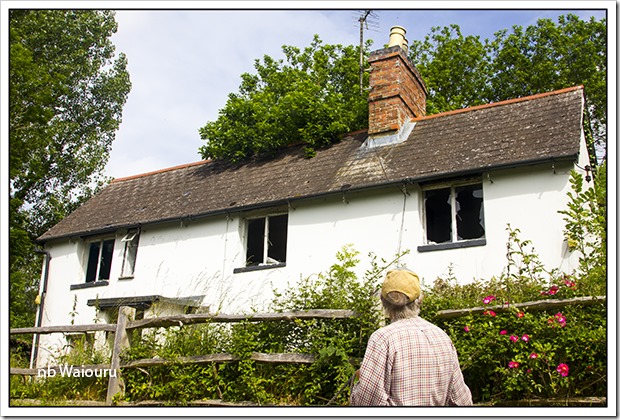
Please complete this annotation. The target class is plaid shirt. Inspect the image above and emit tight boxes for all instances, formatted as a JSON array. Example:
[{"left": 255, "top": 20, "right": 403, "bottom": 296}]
[{"left": 350, "top": 317, "right": 473, "bottom": 406}]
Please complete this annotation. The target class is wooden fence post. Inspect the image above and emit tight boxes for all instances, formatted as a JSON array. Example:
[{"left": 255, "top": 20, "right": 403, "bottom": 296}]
[{"left": 106, "top": 305, "right": 135, "bottom": 406}]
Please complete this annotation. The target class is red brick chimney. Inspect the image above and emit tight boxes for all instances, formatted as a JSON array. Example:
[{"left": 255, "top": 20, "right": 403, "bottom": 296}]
[{"left": 368, "top": 26, "right": 427, "bottom": 138}]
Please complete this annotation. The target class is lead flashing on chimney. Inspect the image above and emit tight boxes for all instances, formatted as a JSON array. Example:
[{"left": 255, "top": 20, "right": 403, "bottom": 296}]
[{"left": 362, "top": 119, "right": 416, "bottom": 150}]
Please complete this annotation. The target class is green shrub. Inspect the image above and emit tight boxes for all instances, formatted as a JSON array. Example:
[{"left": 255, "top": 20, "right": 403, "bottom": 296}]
[
  {"left": 121, "top": 245, "right": 396, "bottom": 405},
  {"left": 421, "top": 206, "right": 607, "bottom": 405}
]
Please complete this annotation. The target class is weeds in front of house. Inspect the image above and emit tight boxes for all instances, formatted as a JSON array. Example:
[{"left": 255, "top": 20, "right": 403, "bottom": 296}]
[{"left": 10, "top": 333, "right": 110, "bottom": 404}]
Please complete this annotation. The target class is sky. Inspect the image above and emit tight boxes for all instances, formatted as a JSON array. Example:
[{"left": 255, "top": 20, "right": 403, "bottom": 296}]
[{"left": 41, "top": 3, "right": 614, "bottom": 179}]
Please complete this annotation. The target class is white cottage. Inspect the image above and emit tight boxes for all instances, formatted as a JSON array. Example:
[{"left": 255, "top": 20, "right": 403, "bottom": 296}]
[{"left": 33, "top": 28, "right": 592, "bottom": 366}]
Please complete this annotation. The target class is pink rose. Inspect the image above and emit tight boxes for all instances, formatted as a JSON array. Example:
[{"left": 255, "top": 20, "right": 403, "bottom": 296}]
[{"left": 556, "top": 363, "right": 569, "bottom": 377}]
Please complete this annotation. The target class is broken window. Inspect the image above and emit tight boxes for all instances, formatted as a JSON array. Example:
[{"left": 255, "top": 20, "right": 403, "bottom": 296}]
[
  {"left": 245, "top": 214, "right": 288, "bottom": 266},
  {"left": 120, "top": 230, "right": 140, "bottom": 278},
  {"left": 85, "top": 238, "right": 115, "bottom": 282},
  {"left": 424, "top": 182, "right": 485, "bottom": 244}
]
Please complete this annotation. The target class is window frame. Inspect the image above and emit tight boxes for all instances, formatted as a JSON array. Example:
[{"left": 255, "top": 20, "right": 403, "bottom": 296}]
[
  {"left": 234, "top": 212, "right": 288, "bottom": 273},
  {"left": 418, "top": 179, "right": 486, "bottom": 252},
  {"left": 119, "top": 229, "right": 140, "bottom": 279},
  {"left": 84, "top": 237, "right": 115, "bottom": 283},
  {"left": 72, "top": 236, "right": 116, "bottom": 290}
]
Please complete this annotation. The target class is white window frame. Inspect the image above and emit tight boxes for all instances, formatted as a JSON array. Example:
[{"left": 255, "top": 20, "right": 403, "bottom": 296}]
[
  {"left": 120, "top": 229, "right": 140, "bottom": 279},
  {"left": 244, "top": 213, "right": 288, "bottom": 267},
  {"left": 84, "top": 237, "right": 115, "bottom": 283}
]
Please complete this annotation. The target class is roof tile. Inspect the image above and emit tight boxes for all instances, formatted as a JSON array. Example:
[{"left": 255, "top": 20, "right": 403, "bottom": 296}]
[{"left": 38, "top": 87, "right": 584, "bottom": 241}]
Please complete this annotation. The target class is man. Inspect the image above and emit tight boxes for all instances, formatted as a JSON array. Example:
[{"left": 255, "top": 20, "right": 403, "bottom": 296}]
[{"left": 350, "top": 269, "right": 473, "bottom": 406}]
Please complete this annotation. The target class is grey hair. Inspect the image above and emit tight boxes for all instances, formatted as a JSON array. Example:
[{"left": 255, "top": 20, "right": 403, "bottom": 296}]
[{"left": 381, "top": 290, "right": 424, "bottom": 321}]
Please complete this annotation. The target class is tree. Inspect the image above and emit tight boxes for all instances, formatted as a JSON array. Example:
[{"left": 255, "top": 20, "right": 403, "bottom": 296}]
[
  {"left": 409, "top": 24, "right": 491, "bottom": 115},
  {"left": 489, "top": 15, "right": 606, "bottom": 162},
  {"left": 199, "top": 35, "right": 368, "bottom": 162},
  {"left": 410, "top": 14, "right": 606, "bottom": 163},
  {"left": 9, "top": 10, "right": 131, "bottom": 328}
]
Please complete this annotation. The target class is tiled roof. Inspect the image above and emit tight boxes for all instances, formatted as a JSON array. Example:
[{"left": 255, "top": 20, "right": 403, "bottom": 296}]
[{"left": 38, "top": 86, "right": 584, "bottom": 242}]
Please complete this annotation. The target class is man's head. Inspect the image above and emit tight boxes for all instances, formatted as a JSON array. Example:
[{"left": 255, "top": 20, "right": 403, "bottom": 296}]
[{"left": 381, "top": 269, "right": 423, "bottom": 320}]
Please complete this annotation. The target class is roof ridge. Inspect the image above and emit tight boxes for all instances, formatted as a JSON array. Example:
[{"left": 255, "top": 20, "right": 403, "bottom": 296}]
[
  {"left": 112, "top": 159, "right": 212, "bottom": 183},
  {"left": 110, "top": 86, "right": 583, "bottom": 184},
  {"left": 412, "top": 85, "right": 584, "bottom": 122}
]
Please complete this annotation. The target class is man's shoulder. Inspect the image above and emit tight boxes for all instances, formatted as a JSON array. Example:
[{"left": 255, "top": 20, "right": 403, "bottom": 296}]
[{"left": 376, "top": 317, "right": 450, "bottom": 338}]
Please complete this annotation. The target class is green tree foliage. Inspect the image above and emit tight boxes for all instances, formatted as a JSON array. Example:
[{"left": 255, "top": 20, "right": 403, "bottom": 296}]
[
  {"left": 559, "top": 163, "right": 607, "bottom": 293},
  {"left": 200, "top": 14, "right": 605, "bottom": 165},
  {"left": 408, "top": 24, "right": 491, "bottom": 115},
  {"left": 410, "top": 14, "right": 606, "bottom": 161},
  {"left": 198, "top": 35, "right": 368, "bottom": 162},
  {"left": 9, "top": 10, "right": 131, "bottom": 328},
  {"left": 489, "top": 15, "right": 606, "bottom": 145}
]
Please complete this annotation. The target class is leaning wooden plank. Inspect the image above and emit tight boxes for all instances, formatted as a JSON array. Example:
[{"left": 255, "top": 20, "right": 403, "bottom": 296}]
[
  {"left": 436, "top": 296, "right": 606, "bottom": 319},
  {"left": 126, "top": 309, "right": 356, "bottom": 330},
  {"left": 106, "top": 306, "right": 135, "bottom": 406},
  {"left": 10, "top": 323, "right": 117, "bottom": 335}
]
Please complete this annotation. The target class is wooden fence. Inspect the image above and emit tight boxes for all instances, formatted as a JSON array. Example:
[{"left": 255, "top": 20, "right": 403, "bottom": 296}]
[
  {"left": 9, "top": 296, "right": 606, "bottom": 407},
  {"left": 10, "top": 308, "right": 357, "bottom": 406}
]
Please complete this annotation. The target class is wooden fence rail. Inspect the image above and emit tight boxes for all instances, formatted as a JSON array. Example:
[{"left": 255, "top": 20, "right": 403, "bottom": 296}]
[
  {"left": 435, "top": 295, "right": 606, "bottom": 319},
  {"left": 126, "top": 309, "right": 357, "bottom": 330},
  {"left": 10, "top": 323, "right": 117, "bottom": 335},
  {"left": 9, "top": 297, "right": 606, "bottom": 406}
]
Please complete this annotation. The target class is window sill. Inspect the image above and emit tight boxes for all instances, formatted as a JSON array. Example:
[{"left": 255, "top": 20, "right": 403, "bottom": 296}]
[
  {"left": 233, "top": 263, "right": 286, "bottom": 274},
  {"left": 70, "top": 280, "right": 109, "bottom": 290},
  {"left": 417, "top": 238, "right": 486, "bottom": 253},
  {"left": 118, "top": 276, "right": 134, "bottom": 280}
]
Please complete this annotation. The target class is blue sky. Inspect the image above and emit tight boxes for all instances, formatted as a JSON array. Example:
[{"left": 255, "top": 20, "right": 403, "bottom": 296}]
[{"left": 103, "top": 3, "right": 609, "bottom": 179}]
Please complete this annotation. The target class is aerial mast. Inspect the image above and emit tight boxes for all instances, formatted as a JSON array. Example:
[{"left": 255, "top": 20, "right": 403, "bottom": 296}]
[{"left": 357, "top": 10, "right": 379, "bottom": 95}]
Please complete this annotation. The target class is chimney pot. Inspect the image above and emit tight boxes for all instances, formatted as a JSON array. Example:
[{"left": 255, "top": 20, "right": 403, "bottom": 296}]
[{"left": 387, "top": 26, "right": 407, "bottom": 50}]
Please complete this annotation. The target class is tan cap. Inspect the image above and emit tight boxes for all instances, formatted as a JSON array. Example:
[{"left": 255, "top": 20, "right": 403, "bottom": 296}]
[{"left": 381, "top": 269, "right": 421, "bottom": 302}]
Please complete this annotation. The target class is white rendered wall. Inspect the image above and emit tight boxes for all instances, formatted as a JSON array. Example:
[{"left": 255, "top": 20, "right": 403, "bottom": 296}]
[{"left": 36, "top": 158, "right": 590, "bottom": 366}]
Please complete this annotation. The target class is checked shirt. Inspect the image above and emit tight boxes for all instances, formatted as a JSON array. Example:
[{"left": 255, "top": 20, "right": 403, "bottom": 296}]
[{"left": 350, "top": 317, "right": 472, "bottom": 406}]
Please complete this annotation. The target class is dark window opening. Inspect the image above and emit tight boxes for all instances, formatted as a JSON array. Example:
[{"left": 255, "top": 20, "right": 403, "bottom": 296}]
[
  {"left": 246, "top": 218, "right": 266, "bottom": 266},
  {"left": 245, "top": 214, "right": 288, "bottom": 267},
  {"left": 425, "top": 188, "right": 452, "bottom": 243},
  {"left": 267, "top": 214, "right": 288, "bottom": 263},
  {"left": 424, "top": 183, "right": 485, "bottom": 245},
  {"left": 85, "top": 239, "right": 115, "bottom": 282},
  {"left": 455, "top": 185, "right": 485, "bottom": 240},
  {"left": 85, "top": 242, "right": 101, "bottom": 283}
]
